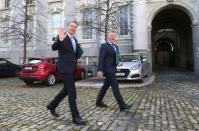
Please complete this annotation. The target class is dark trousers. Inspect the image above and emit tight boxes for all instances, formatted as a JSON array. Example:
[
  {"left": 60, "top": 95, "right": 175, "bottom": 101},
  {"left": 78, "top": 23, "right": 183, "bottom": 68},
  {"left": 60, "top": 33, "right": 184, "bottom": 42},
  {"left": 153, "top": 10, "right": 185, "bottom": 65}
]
[
  {"left": 48, "top": 73, "right": 79, "bottom": 119},
  {"left": 96, "top": 73, "right": 126, "bottom": 108}
]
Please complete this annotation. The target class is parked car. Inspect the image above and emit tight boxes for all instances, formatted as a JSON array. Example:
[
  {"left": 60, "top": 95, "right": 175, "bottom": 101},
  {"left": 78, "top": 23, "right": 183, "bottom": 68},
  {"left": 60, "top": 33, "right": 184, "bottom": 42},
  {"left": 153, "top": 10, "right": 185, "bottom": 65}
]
[
  {"left": 0, "top": 58, "right": 20, "bottom": 77},
  {"left": 19, "top": 57, "right": 86, "bottom": 86},
  {"left": 116, "top": 53, "right": 150, "bottom": 82}
]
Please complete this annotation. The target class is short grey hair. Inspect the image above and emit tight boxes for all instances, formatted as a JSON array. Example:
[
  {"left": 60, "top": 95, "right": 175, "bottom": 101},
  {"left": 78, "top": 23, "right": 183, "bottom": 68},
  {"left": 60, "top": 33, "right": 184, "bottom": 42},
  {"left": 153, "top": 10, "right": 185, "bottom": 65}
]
[
  {"left": 108, "top": 31, "right": 116, "bottom": 34},
  {"left": 67, "top": 20, "right": 78, "bottom": 26}
]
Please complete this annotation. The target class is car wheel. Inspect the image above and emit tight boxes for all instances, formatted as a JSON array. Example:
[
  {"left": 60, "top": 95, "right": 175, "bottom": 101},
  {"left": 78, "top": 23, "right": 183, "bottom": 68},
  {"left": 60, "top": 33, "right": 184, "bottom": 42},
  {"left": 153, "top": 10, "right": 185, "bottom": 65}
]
[
  {"left": 80, "top": 72, "right": 85, "bottom": 80},
  {"left": 23, "top": 80, "right": 34, "bottom": 85},
  {"left": 46, "top": 74, "right": 56, "bottom": 86}
]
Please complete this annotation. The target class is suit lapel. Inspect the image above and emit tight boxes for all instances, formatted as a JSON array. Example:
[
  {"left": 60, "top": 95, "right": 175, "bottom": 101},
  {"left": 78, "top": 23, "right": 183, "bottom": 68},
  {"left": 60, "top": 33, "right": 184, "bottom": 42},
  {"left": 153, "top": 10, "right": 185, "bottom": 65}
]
[
  {"left": 74, "top": 37, "right": 78, "bottom": 55},
  {"left": 65, "top": 35, "right": 76, "bottom": 55},
  {"left": 115, "top": 44, "right": 119, "bottom": 52},
  {"left": 107, "top": 42, "right": 116, "bottom": 55}
]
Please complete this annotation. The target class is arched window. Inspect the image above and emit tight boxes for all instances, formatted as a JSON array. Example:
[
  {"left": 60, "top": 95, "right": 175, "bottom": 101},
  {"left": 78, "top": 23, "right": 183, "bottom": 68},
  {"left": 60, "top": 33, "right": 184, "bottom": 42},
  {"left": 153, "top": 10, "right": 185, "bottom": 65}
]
[
  {"left": 83, "top": 9, "right": 92, "bottom": 39},
  {"left": 119, "top": 5, "right": 128, "bottom": 35}
]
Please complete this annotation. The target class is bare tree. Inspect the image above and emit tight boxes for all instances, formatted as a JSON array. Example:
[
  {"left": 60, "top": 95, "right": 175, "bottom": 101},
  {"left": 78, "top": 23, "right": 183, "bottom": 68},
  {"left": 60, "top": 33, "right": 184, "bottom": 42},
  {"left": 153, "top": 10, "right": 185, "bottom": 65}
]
[
  {"left": 79, "top": 0, "right": 130, "bottom": 41},
  {"left": 0, "top": 0, "right": 47, "bottom": 64}
]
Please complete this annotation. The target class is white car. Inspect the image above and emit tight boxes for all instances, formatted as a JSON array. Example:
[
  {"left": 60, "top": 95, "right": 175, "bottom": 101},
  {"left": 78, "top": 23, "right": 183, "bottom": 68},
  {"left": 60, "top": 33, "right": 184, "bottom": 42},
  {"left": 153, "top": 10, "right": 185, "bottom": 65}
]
[{"left": 116, "top": 53, "right": 150, "bottom": 82}]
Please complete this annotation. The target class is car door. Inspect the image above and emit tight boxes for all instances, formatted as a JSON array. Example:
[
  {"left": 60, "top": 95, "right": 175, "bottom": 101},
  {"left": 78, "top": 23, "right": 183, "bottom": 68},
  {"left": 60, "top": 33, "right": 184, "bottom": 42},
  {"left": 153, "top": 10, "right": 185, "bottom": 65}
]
[
  {"left": 0, "top": 59, "right": 10, "bottom": 76},
  {"left": 51, "top": 58, "right": 61, "bottom": 80},
  {"left": 0, "top": 59, "right": 5, "bottom": 76},
  {"left": 5, "top": 60, "right": 15, "bottom": 75}
]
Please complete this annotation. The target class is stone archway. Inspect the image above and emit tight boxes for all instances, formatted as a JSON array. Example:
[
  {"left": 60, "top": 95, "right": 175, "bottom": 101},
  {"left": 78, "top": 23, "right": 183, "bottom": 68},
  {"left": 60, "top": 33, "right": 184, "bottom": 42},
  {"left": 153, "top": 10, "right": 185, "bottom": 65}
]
[
  {"left": 154, "top": 38, "right": 175, "bottom": 67},
  {"left": 151, "top": 5, "right": 194, "bottom": 71}
]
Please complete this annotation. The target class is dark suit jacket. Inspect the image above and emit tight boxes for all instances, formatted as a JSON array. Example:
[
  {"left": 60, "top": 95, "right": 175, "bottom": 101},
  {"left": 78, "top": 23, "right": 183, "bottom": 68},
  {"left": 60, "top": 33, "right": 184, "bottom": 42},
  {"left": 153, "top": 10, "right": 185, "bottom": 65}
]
[
  {"left": 97, "top": 42, "right": 120, "bottom": 74},
  {"left": 52, "top": 35, "right": 82, "bottom": 74}
]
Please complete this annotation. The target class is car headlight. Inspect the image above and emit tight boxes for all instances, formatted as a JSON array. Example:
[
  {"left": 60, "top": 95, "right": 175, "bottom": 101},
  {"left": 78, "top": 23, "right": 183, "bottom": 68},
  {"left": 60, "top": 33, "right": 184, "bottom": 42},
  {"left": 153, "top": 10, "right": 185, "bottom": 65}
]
[{"left": 130, "top": 64, "right": 140, "bottom": 70}]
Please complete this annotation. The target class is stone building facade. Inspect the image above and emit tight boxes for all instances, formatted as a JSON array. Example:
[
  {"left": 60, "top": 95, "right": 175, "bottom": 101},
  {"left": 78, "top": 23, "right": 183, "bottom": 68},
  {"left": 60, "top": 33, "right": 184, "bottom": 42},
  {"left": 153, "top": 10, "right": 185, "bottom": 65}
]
[{"left": 0, "top": 0, "right": 199, "bottom": 75}]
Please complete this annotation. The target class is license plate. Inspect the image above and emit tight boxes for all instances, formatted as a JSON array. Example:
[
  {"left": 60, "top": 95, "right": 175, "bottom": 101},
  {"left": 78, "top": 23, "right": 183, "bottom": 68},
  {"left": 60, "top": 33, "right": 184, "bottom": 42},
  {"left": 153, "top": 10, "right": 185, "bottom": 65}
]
[
  {"left": 116, "top": 73, "right": 125, "bottom": 76},
  {"left": 25, "top": 67, "right": 32, "bottom": 70}
]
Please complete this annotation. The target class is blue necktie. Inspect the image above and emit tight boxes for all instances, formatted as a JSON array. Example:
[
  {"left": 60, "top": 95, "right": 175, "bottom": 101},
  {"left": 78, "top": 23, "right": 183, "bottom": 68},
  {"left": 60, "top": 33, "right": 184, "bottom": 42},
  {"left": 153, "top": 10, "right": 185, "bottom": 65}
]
[
  {"left": 70, "top": 36, "right": 76, "bottom": 52},
  {"left": 111, "top": 44, "right": 116, "bottom": 52},
  {"left": 111, "top": 44, "right": 120, "bottom": 64}
]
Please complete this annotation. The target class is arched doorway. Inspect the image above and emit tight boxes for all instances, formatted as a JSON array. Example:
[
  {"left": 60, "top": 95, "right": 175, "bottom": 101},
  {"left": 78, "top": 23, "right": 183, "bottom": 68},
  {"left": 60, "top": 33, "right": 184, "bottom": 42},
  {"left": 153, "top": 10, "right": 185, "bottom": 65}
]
[
  {"left": 151, "top": 5, "right": 194, "bottom": 71},
  {"left": 155, "top": 38, "right": 175, "bottom": 67}
]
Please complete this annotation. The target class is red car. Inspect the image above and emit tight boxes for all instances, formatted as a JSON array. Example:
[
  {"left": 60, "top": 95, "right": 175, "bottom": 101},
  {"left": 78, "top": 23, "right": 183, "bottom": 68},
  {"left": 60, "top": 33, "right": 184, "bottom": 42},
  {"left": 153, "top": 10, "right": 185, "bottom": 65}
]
[{"left": 19, "top": 57, "right": 86, "bottom": 86}]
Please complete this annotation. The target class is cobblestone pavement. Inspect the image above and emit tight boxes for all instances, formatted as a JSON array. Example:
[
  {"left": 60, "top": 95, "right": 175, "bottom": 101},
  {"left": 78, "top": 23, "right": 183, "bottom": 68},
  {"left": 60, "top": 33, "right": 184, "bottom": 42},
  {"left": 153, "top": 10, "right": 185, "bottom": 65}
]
[
  {"left": 75, "top": 74, "right": 155, "bottom": 88},
  {"left": 0, "top": 69, "right": 199, "bottom": 131}
]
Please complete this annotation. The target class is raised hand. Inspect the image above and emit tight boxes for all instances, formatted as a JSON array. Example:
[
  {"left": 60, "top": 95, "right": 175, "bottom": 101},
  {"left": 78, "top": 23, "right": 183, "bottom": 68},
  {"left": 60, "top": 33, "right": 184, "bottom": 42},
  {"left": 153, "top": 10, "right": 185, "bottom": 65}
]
[{"left": 58, "top": 27, "right": 66, "bottom": 41}]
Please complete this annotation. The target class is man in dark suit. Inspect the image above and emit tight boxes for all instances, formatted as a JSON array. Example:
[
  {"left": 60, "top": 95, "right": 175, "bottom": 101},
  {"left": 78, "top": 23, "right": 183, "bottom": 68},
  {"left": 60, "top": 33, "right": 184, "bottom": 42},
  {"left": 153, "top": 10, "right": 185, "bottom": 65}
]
[
  {"left": 96, "top": 31, "right": 132, "bottom": 111},
  {"left": 47, "top": 21, "right": 87, "bottom": 125}
]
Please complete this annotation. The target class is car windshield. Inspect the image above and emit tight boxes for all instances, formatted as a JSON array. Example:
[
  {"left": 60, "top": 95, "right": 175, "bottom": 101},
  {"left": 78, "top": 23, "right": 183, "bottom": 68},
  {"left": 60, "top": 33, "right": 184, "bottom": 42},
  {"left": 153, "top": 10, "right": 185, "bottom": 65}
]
[
  {"left": 28, "top": 59, "right": 43, "bottom": 64},
  {"left": 120, "top": 55, "right": 139, "bottom": 62}
]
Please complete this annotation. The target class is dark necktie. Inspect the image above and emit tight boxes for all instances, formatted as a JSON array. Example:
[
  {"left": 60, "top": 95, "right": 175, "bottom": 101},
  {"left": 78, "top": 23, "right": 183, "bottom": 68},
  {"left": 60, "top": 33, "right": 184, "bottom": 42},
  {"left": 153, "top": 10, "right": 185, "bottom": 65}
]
[{"left": 111, "top": 44, "right": 120, "bottom": 65}]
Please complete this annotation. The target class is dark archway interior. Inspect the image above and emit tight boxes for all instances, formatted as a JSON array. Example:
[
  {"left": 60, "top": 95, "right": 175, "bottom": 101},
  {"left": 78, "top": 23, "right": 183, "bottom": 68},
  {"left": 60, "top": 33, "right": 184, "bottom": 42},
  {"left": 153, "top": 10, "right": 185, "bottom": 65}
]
[
  {"left": 155, "top": 38, "right": 175, "bottom": 67},
  {"left": 152, "top": 7, "right": 194, "bottom": 71}
]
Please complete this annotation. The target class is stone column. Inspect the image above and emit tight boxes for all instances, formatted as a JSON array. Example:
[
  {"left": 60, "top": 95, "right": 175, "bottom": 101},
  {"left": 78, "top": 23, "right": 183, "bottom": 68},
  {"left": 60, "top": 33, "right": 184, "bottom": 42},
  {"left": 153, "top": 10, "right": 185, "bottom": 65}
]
[
  {"left": 192, "top": 22, "right": 199, "bottom": 76},
  {"left": 133, "top": 0, "right": 148, "bottom": 50},
  {"left": 133, "top": 0, "right": 152, "bottom": 72},
  {"left": 147, "top": 25, "right": 153, "bottom": 72}
]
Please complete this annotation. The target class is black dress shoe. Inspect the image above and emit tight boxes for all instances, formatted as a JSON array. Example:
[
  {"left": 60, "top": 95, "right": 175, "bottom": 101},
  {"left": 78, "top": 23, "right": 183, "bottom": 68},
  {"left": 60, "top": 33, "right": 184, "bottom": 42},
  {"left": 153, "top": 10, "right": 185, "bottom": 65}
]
[
  {"left": 47, "top": 105, "right": 59, "bottom": 117},
  {"left": 73, "top": 117, "right": 87, "bottom": 125},
  {"left": 96, "top": 102, "right": 108, "bottom": 108},
  {"left": 120, "top": 104, "right": 132, "bottom": 111}
]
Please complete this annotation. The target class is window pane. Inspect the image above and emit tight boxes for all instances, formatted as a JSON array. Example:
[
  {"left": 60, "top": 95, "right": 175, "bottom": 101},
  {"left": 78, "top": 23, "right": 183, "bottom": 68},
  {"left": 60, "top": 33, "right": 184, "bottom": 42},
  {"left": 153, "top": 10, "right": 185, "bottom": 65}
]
[
  {"left": 120, "top": 6, "right": 128, "bottom": 35},
  {"left": 27, "top": 0, "right": 33, "bottom": 4},
  {"left": 3, "top": 20, "right": 9, "bottom": 32},
  {"left": 27, "top": 20, "right": 33, "bottom": 41},
  {"left": 5, "top": 0, "right": 10, "bottom": 8},
  {"left": 51, "top": 13, "right": 61, "bottom": 39},
  {"left": 28, "top": 60, "right": 43, "bottom": 64},
  {"left": 0, "top": 19, "right": 9, "bottom": 41},
  {"left": 83, "top": 9, "right": 92, "bottom": 39},
  {"left": 0, "top": 60, "right": 7, "bottom": 64}
]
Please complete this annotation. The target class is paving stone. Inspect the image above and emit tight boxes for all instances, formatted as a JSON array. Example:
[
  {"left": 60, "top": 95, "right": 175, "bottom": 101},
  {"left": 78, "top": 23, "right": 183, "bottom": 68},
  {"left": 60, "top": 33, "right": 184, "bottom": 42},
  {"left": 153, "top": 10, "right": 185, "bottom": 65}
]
[
  {"left": 80, "top": 125, "right": 90, "bottom": 131},
  {"left": 116, "top": 126, "right": 125, "bottom": 131},
  {"left": 0, "top": 70, "right": 199, "bottom": 130}
]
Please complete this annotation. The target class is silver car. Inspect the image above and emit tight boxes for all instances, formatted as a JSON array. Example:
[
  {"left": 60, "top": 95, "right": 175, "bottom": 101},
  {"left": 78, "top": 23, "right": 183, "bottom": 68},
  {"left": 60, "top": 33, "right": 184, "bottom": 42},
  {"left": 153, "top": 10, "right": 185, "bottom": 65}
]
[{"left": 116, "top": 53, "right": 150, "bottom": 82}]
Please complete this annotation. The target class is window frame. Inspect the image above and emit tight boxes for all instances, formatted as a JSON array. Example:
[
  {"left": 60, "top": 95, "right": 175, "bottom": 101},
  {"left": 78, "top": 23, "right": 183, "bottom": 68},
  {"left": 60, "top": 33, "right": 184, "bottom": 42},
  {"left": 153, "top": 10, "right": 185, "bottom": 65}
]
[
  {"left": 51, "top": 12, "right": 63, "bottom": 41},
  {"left": 82, "top": 8, "right": 93, "bottom": 40},
  {"left": 26, "top": 19, "right": 33, "bottom": 42},
  {"left": 0, "top": 18, "right": 9, "bottom": 42},
  {"left": 119, "top": 5, "right": 129, "bottom": 36},
  {"left": 4, "top": 0, "right": 10, "bottom": 8}
]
